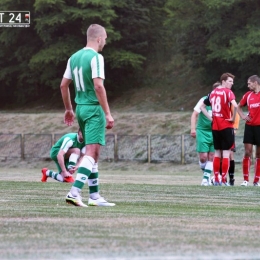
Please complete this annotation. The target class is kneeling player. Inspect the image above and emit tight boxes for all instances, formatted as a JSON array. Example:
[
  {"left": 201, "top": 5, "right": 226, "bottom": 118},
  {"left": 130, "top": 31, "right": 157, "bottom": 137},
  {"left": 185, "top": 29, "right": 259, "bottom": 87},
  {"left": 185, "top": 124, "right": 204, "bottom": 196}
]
[{"left": 41, "top": 129, "right": 84, "bottom": 183}]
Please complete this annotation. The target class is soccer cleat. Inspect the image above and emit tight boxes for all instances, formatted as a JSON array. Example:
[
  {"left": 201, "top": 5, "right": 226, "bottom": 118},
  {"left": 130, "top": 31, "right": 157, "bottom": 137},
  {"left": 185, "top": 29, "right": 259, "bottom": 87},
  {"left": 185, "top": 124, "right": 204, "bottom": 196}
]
[
  {"left": 41, "top": 168, "right": 48, "bottom": 182},
  {"left": 65, "top": 192, "right": 88, "bottom": 207},
  {"left": 241, "top": 181, "right": 249, "bottom": 186},
  {"left": 88, "top": 197, "right": 116, "bottom": 207},
  {"left": 214, "top": 182, "right": 222, "bottom": 186},
  {"left": 64, "top": 176, "right": 75, "bottom": 183},
  {"left": 229, "top": 179, "right": 235, "bottom": 186},
  {"left": 201, "top": 179, "right": 209, "bottom": 186},
  {"left": 253, "top": 182, "right": 260, "bottom": 186}
]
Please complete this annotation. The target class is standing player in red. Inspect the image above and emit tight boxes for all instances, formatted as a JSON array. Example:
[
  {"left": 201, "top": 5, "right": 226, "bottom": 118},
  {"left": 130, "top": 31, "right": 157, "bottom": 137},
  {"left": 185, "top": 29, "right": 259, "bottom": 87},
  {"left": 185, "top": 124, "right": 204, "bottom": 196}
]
[
  {"left": 201, "top": 73, "right": 238, "bottom": 186},
  {"left": 237, "top": 75, "right": 260, "bottom": 186}
]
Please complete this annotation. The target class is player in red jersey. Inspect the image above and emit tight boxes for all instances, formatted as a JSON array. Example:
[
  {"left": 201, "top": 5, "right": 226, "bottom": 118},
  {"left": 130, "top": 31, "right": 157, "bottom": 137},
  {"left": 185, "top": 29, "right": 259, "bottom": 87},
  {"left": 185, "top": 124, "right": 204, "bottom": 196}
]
[
  {"left": 237, "top": 75, "right": 260, "bottom": 186},
  {"left": 201, "top": 73, "right": 238, "bottom": 185}
]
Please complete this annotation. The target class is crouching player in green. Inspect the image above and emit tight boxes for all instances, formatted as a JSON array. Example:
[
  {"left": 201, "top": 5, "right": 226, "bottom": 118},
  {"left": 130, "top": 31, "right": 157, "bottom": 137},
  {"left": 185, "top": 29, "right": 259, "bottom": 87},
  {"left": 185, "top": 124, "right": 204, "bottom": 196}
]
[{"left": 41, "top": 128, "right": 84, "bottom": 183}]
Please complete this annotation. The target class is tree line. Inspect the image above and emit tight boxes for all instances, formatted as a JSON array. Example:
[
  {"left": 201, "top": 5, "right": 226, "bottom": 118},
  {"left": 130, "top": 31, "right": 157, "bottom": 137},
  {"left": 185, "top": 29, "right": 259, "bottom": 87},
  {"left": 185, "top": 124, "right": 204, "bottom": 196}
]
[{"left": 1, "top": 0, "right": 260, "bottom": 107}]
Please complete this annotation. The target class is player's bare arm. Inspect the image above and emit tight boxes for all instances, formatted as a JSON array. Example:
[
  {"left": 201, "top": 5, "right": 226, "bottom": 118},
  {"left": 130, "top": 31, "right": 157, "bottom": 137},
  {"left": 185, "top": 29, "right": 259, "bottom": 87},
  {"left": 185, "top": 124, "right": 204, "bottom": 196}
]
[
  {"left": 57, "top": 150, "right": 72, "bottom": 178},
  {"left": 60, "top": 77, "right": 75, "bottom": 126},
  {"left": 190, "top": 111, "right": 198, "bottom": 138},
  {"left": 237, "top": 102, "right": 251, "bottom": 122},
  {"left": 93, "top": 77, "right": 114, "bottom": 129},
  {"left": 226, "top": 100, "right": 238, "bottom": 122},
  {"left": 200, "top": 103, "right": 212, "bottom": 121}
]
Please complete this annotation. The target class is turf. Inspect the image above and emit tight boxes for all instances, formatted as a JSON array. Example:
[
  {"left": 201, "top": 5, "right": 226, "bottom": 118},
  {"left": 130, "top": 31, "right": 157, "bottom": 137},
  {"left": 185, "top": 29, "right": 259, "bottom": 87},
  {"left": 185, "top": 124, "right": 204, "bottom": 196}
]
[{"left": 0, "top": 164, "right": 260, "bottom": 260}]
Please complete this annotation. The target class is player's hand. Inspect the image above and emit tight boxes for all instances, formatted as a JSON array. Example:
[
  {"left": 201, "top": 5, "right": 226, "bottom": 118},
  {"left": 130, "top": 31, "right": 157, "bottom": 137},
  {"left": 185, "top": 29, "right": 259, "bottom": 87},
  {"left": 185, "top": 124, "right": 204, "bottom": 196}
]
[
  {"left": 68, "top": 166, "right": 78, "bottom": 174},
  {"left": 243, "top": 114, "right": 251, "bottom": 122},
  {"left": 106, "top": 114, "right": 114, "bottom": 129},
  {"left": 190, "top": 130, "right": 196, "bottom": 138},
  {"left": 61, "top": 170, "right": 72, "bottom": 178},
  {"left": 64, "top": 110, "right": 75, "bottom": 126}
]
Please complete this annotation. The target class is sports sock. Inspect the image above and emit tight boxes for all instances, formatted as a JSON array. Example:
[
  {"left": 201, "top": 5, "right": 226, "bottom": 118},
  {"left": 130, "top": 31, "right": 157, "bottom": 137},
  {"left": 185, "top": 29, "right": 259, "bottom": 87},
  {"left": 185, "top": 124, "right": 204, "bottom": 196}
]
[
  {"left": 253, "top": 158, "right": 260, "bottom": 184},
  {"left": 221, "top": 157, "right": 229, "bottom": 183},
  {"left": 88, "top": 163, "right": 100, "bottom": 199},
  {"left": 242, "top": 157, "right": 251, "bottom": 181},
  {"left": 67, "top": 153, "right": 80, "bottom": 169},
  {"left": 202, "top": 161, "right": 213, "bottom": 180},
  {"left": 199, "top": 161, "right": 206, "bottom": 171},
  {"left": 219, "top": 159, "right": 222, "bottom": 175},
  {"left": 213, "top": 157, "right": 221, "bottom": 182},
  {"left": 46, "top": 170, "right": 63, "bottom": 182},
  {"left": 229, "top": 160, "right": 235, "bottom": 181},
  {"left": 70, "top": 155, "right": 94, "bottom": 196}
]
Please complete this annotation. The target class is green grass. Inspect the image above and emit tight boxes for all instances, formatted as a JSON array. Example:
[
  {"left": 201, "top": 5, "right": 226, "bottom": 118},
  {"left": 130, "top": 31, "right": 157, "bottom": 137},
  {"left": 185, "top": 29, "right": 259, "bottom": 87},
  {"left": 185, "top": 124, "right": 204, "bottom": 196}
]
[{"left": 1, "top": 165, "right": 260, "bottom": 260}]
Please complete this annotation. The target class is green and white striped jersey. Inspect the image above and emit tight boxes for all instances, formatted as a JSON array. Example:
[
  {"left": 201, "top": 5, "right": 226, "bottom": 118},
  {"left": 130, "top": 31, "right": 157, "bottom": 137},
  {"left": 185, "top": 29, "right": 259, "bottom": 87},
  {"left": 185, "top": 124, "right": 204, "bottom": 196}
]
[{"left": 63, "top": 47, "right": 105, "bottom": 105}]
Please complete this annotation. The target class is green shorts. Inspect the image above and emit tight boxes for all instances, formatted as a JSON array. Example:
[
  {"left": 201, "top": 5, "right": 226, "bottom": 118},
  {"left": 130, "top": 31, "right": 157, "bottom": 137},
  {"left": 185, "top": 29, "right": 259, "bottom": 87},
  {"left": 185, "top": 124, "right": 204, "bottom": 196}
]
[
  {"left": 196, "top": 128, "right": 214, "bottom": 153},
  {"left": 76, "top": 104, "right": 106, "bottom": 146}
]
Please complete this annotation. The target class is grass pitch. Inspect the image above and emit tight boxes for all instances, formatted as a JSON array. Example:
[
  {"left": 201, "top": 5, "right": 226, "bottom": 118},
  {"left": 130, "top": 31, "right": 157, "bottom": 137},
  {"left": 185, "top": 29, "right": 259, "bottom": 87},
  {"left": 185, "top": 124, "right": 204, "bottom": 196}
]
[{"left": 0, "top": 162, "right": 260, "bottom": 260}]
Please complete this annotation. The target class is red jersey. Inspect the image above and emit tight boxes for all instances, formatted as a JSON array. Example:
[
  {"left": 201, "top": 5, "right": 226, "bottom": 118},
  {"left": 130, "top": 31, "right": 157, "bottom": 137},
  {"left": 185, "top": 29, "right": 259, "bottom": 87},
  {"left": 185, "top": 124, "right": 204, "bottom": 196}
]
[
  {"left": 208, "top": 87, "right": 235, "bottom": 130},
  {"left": 239, "top": 91, "right": 260, "bottom": 126}
]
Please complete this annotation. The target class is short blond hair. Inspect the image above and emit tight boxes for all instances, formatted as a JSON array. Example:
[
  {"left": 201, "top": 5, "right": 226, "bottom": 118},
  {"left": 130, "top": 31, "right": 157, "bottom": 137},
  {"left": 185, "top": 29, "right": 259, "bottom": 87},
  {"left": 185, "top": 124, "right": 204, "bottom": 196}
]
[{"left": 86, "top": 24, "right": 105, "bottom": 41}]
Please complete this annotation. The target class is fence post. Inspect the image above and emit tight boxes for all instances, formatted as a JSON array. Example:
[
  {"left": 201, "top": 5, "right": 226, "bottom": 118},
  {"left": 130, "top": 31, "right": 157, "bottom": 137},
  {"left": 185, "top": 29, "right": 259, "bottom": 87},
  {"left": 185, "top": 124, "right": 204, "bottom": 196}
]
[
  {"left": 181, "top": 134, "right": 185, "bottom": 165},
  {"left": 21, "top": 134, "right": 25, "bottom": 160},
  {"left": 147, "top": 134, "right": 151, "bottom": 163},
  {"left": 114, "top": 134, "right": 118, "bottom": 162}
]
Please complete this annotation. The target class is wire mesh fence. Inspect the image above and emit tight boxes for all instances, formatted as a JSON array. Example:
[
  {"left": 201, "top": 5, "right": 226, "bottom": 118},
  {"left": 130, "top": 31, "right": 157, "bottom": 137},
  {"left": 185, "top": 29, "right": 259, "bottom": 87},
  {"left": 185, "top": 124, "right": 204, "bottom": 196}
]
[{"left": 0, "top": 133, "right": 245, "bottom": 164}]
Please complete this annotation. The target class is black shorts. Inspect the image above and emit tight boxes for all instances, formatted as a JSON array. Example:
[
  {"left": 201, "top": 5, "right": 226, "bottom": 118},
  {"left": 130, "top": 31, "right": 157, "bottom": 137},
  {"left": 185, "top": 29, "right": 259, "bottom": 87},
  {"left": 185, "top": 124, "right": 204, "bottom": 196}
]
[
  {"left": 231, "top": 142, "right": 236, "bottom": 152},
  {"left": 243, "top": 124, "right": 260, "bottom": 145},
  {"left": 212, "top": 128, "right": 234, "bottom": 150}
]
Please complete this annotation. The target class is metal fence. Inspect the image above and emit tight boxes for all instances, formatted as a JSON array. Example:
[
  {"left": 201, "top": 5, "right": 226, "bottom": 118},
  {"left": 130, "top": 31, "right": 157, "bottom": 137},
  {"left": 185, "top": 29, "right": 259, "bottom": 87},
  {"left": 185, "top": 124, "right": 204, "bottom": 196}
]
[{"left": 0, "top": 133, "right": 245, "bottom": 164}]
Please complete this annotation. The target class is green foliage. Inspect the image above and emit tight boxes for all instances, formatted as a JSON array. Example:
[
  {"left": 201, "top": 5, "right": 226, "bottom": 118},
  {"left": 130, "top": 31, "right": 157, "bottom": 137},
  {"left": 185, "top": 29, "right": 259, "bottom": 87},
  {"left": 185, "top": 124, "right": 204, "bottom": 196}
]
[
  {"left": 164, "top": 0, "right": 260, "bottom": 89},
  {"left": 1, "top": 0, "right": 156, "bottom": 105},
  {"left": 2, "top": 0, "right": 260, "bottom": 107},
  {"left": 106, "top": 49, "right": 146, "bottom": 69}
]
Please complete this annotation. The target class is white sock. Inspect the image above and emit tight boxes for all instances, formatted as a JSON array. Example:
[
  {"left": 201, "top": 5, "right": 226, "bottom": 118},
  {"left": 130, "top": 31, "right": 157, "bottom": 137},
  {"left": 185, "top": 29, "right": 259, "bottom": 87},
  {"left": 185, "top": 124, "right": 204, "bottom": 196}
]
[
  {"left": 203, "top": 161, "right": 213, "bottom": 180},
  {"left": 70, "top": 156, "right": 95, "bottom": 196},
  {"left": 68, "top": 153, "right": 79, "bottom": 168},
  {"left": 199, "top": 161, "right": 207, "bottom": 171}
]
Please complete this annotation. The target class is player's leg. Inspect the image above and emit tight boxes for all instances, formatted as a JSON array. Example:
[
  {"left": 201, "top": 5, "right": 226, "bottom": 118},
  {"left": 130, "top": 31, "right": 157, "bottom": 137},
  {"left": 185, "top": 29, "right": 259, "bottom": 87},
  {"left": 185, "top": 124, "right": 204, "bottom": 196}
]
[
  {"left": 229, "top": 149, "right": 235, "bottom": 185},
  {"left": 42, "top": 159, "right": 64, "bottom": 182},
  {"left": 221, "top": 150, "right": 231, "bottom": 185},
  {"left": 252, "top": 127, "right": 260, "bottom": 186},
  {"left": 212, "top": 130, "right": 222, "bottom": 185},
  {"left": 253, "top": 157, "right": 260, "bottom": 186},
  {"left": 197, "top": 130, "right": 213, "bottom": 186},
  {"left": 66, "top": 145, "right": 95, "bottom": 207},
  {"left": 66, "top": 105, "right": 115, "bottom": 207},
  {"left": 241, "top": 124, "right": 254, "bottom": 186},
  {"left": 88, "top": 162, "right": 99, "bottom": 198},
  {"left": 219, "top": 128, "right": 234, "bottom": 186},
  {"left": 41, "top": 150, "right": 65, "bottom": 182},
  {"left": 65, "top": 148, "right": 81, "bottom": 171},
  {"left": 199, "top": 152, "right": 209, "bottom": 185},
  {"left": 241, "top": 144, "right": 252, "bottom": 186},
  {"left": 213, "top": 150, "right": 222, "bottom": 185}
]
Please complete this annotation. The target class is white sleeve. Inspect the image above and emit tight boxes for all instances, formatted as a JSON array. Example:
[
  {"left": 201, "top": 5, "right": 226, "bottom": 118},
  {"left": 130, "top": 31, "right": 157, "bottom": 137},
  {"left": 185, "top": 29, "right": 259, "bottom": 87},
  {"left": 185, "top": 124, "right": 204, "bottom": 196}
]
[
  {"left": 63, "top": 58, "right": 72, "bottom": 79},
  {"left": 91, "top": 54, "right": 105, "bottom": 79},
  {"left": 60, "top": 137, "right": 73, "bottom": 153},
  {"left": 193, "top": 98, "right": 204, "bottom": 113}
]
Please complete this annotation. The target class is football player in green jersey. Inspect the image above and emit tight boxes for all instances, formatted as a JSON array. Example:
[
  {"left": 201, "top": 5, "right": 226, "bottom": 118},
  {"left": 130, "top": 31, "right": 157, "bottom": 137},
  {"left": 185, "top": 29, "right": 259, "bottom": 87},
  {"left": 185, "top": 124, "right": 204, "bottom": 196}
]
[
  {"left": 60, "top": 24, "right": 115, "bottom": 207},
  {"left": 190, "top": 82, "right": 220, "bottom": 186},
  {"left": 41, "top": 129, "right": 84, "bottom": 183}
]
